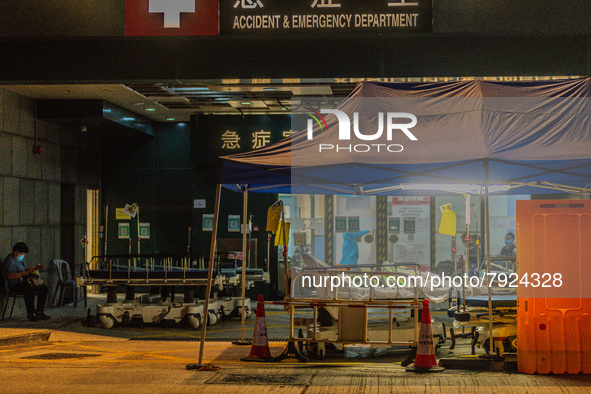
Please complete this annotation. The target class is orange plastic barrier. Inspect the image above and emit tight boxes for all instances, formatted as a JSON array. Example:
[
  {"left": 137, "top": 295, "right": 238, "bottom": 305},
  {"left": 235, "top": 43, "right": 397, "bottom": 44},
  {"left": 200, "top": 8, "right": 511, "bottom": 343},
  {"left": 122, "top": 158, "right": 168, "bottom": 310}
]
[{"left": 517, "top": 200, "right": 591, "bottom": 374}]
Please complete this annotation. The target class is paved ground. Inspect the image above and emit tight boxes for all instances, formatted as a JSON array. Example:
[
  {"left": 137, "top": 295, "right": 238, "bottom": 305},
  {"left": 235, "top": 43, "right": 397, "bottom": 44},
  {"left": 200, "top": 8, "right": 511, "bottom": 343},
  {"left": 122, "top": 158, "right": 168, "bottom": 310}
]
[
  {"left": 1, "top": 294, "right": 591, "bottom": 392},
  {"left": 1, "top": 339, "right": 591, "bottom": 393}
]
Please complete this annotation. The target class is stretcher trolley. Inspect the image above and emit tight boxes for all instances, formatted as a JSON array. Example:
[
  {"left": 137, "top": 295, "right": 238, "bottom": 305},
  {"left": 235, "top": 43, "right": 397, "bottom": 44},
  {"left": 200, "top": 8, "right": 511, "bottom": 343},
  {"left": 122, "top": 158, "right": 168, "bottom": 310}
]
[
  {"left": 78, "top": 254, "right": 259, "bottom": 329},
  {"left": 273, "top": 260, "right": 446, "bottom": 362},
  {"left": 450, "top": 295, "right": 517, "bottom": 357}
]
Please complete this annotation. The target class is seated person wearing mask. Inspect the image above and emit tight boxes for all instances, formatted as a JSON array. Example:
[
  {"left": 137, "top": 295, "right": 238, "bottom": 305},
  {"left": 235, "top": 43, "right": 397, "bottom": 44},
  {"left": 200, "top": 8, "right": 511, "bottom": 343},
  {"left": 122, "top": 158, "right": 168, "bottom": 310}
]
[
  {"left": 2, "top": 242, "right": 50, "bottom": 322},
  {"left": 500, "top": 232, "right": 516, "bottom": 256}
]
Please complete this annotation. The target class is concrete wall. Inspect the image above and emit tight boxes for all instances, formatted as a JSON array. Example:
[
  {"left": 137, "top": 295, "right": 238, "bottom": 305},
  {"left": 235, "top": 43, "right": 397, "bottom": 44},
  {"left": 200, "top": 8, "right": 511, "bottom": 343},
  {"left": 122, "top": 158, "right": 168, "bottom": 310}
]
[{"left": 0, "top": 87, "right": 101, "bottom": 316}]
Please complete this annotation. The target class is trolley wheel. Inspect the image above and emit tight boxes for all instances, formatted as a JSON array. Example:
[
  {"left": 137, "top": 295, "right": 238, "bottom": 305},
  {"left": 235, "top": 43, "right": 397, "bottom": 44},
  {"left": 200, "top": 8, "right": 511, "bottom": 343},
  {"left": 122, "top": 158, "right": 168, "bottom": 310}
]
[
  {"left": 207, "top": 311, "right": 219, "bottom": 326},
  {"left": 494, "top": 340, "right": 504, "bottom": 357},
  {"left": 99, "top": 315, "right": 116, "bottom": 330},
  {"left": 121, "top": 311, "right": 131, "bottom": 326},
  {"left": 245, "top": 307, "right": 252, "bottom": 319},
  {"left": 188, "top": 314, "right": 202, "bottom": 330},
  {"left": 510, "top": 336, "right": 518, "bottom": 351}
]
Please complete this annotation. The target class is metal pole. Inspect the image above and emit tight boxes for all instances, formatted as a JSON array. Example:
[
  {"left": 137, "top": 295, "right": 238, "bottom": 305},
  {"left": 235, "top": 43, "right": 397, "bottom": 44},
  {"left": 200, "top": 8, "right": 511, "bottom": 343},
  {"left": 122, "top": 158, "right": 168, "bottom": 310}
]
[
  {"left": 484, "top": 161, "right": 494, "bottom": 355},
  {"left": 266, "top": 233, "right": 271, "bottom": 273},
  {"left": 188, "top": 183, "right": 222, "bottom": 370},
  {"left": 463, "top": 194, "right": 470, "bottom": 312},
  {"left": 104, "top": 204, "right": 109, "bottom": 255},
  {"left": 187, "top": 227, "right": 192, "bottom": 255},
  {"left": 241, "top": 187, "right": 248, "bottom": 341},
  {"left": 281, "top": 203, "right": 289, "bottom": 299},
  {"left": 474, "top": 203, "right": 481, "bottom": 272},
  {"left": 137, "top": 209, "right": 141, "bottom": 256}
]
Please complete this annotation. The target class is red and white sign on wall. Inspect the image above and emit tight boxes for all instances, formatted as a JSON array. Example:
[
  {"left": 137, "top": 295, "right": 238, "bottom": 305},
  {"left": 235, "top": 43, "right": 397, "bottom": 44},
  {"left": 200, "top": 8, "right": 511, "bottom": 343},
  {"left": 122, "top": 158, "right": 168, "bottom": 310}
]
[{"left": 125, "top": 0, "right": 219, "bottom": 36}]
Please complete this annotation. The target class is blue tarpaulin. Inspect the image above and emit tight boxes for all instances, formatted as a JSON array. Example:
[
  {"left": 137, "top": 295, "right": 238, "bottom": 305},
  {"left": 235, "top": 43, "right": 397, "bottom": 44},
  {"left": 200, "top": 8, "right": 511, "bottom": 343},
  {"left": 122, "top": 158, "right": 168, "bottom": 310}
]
[{"left": 220, "top": 79, "right": 591, "bottom": 196}]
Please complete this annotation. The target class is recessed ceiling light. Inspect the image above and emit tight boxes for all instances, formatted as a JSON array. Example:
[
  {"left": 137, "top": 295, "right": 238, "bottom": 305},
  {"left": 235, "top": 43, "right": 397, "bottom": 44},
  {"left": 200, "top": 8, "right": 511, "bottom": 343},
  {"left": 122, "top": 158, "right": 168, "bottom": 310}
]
[{"left": 145, "top": 108, "right": 156, "bottom": 112}]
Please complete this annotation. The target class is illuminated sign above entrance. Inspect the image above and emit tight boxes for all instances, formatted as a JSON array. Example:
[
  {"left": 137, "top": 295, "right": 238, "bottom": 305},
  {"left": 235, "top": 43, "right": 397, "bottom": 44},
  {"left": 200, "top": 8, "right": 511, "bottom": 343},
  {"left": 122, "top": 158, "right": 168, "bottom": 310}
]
[
  {"left": 125, "top": 0, "right": 219, "bottom": 36},
  {"left": 222, "top": 0, "right": 432, "bottom": 35}
]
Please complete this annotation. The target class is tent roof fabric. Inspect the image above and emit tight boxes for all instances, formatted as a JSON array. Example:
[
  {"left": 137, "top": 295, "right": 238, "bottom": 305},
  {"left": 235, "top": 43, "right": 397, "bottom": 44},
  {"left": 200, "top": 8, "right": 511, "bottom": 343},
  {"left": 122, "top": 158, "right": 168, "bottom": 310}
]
[{"left": 220, "top": 78, "right": 591, "bottom": 195}]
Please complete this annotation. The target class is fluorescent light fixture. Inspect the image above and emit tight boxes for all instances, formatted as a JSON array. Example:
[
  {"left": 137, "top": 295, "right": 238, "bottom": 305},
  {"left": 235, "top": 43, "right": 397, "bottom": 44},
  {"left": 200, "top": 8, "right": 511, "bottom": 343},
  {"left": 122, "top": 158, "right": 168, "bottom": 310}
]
[
  {"left": 145, "top": 108, "right": 156, "bottom": 112},
  {"left": 167, "top": 87, "right": 209, "bottom": 91},
  {"left": 263, "top": 87, "right": 276, "bottom": 91},
  {"left": 122, "top": 117, "right": 135, "bottom": 121},
  {"left": 400, "top": 184, "right": 510, "bottom": 194},
  {"left": 240, "top": 101, "right": 252, "bottom": 105},
  {"left": 166, "top": 117, "right": 176, "bottom": 121}
]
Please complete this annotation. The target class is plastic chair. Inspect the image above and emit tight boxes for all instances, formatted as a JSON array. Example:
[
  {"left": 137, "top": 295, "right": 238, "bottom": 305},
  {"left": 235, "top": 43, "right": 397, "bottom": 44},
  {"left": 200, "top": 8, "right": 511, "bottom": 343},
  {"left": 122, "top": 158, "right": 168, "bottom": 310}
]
[
  {"left": 51, "top": 259, "right": 77, "bottom": 308},
  {"left": 1, "top": 275, "right": 25, "bottom": 320}
]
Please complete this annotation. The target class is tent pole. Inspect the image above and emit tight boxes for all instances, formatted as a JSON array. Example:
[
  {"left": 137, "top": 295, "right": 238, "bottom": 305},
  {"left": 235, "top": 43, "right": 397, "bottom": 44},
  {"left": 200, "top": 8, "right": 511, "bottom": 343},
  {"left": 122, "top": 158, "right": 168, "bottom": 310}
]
[
  {"left": 241, "top": 187, "right": 249, "bottom": 341},
  {"left": 188, "top": 183, "right": 222, "bottom": 370},
  {"left": 281, "top": 203, "right": 289, "bottom": 299},
  {"left": 484, "top": 161, "right": 494, "bottom": 356},
  {"left": 463, "top": 194, "right": 469, "bottom": 312}
]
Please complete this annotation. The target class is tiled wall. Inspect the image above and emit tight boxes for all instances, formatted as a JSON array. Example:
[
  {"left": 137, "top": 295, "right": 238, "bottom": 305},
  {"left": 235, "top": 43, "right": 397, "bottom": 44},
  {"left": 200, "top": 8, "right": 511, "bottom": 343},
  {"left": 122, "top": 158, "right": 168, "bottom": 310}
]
[{"left": 0, "top": 87, "right": 101, "bottom": 315}]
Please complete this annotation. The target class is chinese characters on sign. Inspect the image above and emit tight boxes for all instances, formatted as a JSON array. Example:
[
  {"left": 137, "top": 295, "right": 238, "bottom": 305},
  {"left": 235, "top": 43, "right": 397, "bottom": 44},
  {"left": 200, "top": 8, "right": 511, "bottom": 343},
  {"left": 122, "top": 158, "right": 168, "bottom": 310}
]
[
  {"left": 311, "top": 0, "right": 341, "bottom": 8},
  {"left": 388, "top": 0, "right": 418, "bottom": 6},
  {"left": 234, "top": 0, "right": 264, "bottom": 9},
  {"left": 221, "top": 130, "right": 241, "bottom": 149},
  {"left": 198, "top": 115, "right": 292, "bottom": 157},
  {"left": 252, "top": 130, "right": 271, "bottom": 149},
  {"left": 222, "top": 129, "right": 285, "bottom": 150}
]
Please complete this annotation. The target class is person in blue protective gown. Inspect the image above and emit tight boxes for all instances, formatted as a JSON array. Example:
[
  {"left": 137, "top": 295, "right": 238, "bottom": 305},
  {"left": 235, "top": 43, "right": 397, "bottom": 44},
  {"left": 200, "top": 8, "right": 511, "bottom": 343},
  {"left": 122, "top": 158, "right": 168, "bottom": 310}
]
[{"left": 339, "top": 230, "right": 369, "bottom": 266}]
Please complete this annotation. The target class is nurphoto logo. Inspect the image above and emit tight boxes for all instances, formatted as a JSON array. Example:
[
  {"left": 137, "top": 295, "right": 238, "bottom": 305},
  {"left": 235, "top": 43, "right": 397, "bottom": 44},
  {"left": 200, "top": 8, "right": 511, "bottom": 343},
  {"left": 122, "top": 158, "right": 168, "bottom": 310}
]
[{"left": 305, "top": 108, "right": 418, "bottom": 153}]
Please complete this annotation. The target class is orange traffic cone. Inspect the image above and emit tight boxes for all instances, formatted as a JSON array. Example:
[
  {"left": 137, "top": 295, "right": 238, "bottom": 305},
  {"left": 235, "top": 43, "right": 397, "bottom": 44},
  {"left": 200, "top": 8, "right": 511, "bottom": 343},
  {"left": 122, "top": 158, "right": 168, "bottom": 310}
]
[
  {"left": 406, "top": 300, "right": 444, "bottom": 372},
  {"left": 241, "top": 294, "right": 273, "bottom": 362}
]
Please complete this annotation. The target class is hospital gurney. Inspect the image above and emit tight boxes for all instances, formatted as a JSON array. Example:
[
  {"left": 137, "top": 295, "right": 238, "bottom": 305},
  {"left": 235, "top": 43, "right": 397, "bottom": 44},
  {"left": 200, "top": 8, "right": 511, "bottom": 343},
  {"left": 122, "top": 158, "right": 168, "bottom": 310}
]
[
  {"left": 274, "top": 254, "right": 446, "bottom": 362},
  {"left": 78, "top": 254, "right": 263, "bottom": 330},
  {"left": 449, "top": 295, "right": 517, "bottom": 356}
]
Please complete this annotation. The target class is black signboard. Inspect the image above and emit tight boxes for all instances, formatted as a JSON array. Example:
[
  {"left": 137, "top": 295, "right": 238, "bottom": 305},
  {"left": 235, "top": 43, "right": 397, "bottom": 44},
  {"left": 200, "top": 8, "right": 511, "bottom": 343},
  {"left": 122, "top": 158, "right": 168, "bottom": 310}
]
[
  {"left": 193, "top": 115, "right": 293, "bottom": 164},
  {"left": 222, "top": 0, "right": 432, "bottom": 35}
]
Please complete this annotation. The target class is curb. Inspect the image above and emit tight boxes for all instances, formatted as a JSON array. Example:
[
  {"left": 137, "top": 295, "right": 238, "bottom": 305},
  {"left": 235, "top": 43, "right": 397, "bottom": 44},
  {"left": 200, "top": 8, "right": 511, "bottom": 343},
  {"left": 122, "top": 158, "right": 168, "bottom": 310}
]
[{"left": 0, "top": 330, "right": 52, "bottom": 347}]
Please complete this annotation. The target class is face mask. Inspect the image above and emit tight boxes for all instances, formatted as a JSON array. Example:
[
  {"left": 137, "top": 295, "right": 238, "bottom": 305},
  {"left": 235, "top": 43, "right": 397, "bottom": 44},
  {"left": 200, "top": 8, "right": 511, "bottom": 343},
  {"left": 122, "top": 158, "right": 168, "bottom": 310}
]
[
  {"left": 504, "top": 239, "right": 512, "bottom": 246},
  {"left": 16, "top": 254, "right": 25, "bottom": 262}
]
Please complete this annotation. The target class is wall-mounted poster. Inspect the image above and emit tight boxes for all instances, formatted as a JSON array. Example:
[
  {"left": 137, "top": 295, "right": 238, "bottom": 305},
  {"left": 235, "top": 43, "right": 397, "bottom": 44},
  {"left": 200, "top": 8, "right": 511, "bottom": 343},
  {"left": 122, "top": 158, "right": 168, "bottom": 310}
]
[
  {"left": 118, "top": 222, "right": 130, "bottom": 239},
  {"left": 202, "top": 214, "right": 214, "bottom": 231},
  {"left": 138, "top": 223, "right": 150, "bottom": 239},
  {"left": 335, "top": 216, "right": 347, "bottom": 233},
  {"left": 388, "top": 217, "right": 400, "bottom": 233},
  {"left": 228, "top": 215, "right": 241, "bottom": 232},
  {"left": 390, "top": 197, "right": 430, "bottom": 267},
  {"left": 347, "top": 216, "right": 360, "bottom": 231}
]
